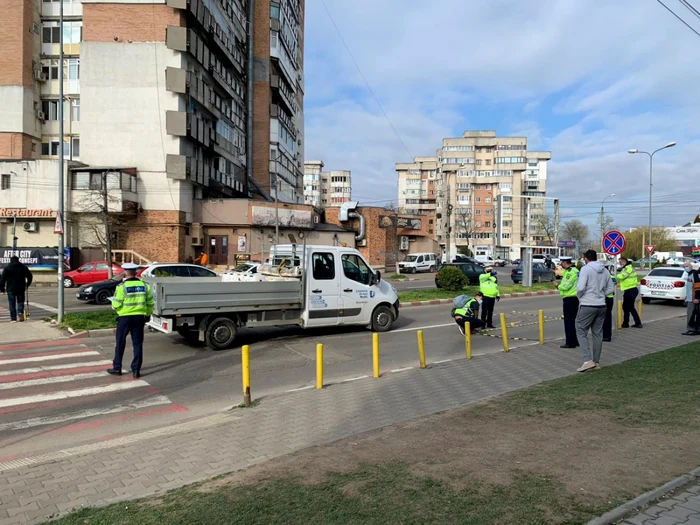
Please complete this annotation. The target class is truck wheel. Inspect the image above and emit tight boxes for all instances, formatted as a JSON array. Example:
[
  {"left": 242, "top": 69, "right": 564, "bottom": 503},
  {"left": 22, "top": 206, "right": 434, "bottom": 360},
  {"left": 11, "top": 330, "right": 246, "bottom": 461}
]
[
  {"left": 641, "top": 297, "right": 651, "bottom": 305},
  {"left": 372, "top": 305, "right": 394, "bottom": 332},
  {"left": 177, "top": 328, "right": 201, "bottom": 344},
  {"left": 205, "top": 317, "right": 237, "bottom": 350}
]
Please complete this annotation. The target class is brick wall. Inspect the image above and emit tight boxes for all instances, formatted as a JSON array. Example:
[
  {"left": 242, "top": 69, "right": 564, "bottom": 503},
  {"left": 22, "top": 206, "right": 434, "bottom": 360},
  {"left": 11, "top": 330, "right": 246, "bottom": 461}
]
[
  {"left": 252, "top": 83, "right": 271, "bottom": 196},
  {"left": 83, "top": 4, "right": 183, "bottom": 43},
  {"left": 325, "top": 207, "right": 398, "bottom": 268},
  {"left": 0, "top": 0, "right": 34, "bottom": 88},
  {"left": 0, "top": 133, "right": 36, "bottom": 160},
  {"left": 119, "top": 210, "right": 186, "bottom": 263}
]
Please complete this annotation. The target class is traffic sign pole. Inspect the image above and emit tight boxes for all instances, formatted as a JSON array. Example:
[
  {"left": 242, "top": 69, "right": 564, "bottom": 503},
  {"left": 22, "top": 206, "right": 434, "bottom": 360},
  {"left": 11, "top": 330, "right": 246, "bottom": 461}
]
[{"left": 602, "top": 230, "right": 626, "bottom": 336}]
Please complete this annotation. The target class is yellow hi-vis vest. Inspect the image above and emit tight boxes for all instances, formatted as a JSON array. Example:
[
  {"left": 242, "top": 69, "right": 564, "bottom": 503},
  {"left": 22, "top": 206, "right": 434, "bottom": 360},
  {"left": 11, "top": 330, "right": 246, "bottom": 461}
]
[
  {"left": 558, "top": 267, "right": 579, "bottom": 298},
  {"left": 112, "top": 278, "right": 154, "bottom": 317},
  {"left": 618, "top": 264, "right": 638, "bottom": 291},
  {"left": 479, "top": 273, "right": 499, "bottom": 298}
]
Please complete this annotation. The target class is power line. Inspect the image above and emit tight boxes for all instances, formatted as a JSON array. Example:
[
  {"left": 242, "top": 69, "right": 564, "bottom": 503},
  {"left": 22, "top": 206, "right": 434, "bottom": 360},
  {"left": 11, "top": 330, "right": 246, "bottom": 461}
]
[
  {"left": 319, "top": 0, "right": 414, "bottom": 161},
  {"left": 678, "top": 0, "right": 700, "bottom": 21},
  {"left": 655, "top": 0, "right": 700, "bottom": 37}
]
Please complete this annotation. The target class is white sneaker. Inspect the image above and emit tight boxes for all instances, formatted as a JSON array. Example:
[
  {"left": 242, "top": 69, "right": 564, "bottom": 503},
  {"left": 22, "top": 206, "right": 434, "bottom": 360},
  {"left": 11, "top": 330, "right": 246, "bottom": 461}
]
[
  {"left": 9, "top": 320, "right": 17, "bottom": 324},
  {"left": 577, "top": 361, "right": 596, "bottom": 373},
  {"left": 457, "top": 324, "right": 466, "bottom": 336}
]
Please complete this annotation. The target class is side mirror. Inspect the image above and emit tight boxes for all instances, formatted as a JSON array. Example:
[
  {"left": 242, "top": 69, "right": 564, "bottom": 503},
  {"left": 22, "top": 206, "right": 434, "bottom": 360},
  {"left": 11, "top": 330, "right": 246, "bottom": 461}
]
[{"left": 375, "top": 271, "right": 381, "bottom": 284}]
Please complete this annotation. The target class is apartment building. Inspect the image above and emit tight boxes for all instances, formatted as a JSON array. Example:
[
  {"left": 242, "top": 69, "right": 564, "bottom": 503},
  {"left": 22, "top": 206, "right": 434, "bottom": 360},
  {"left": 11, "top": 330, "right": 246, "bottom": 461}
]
[
  {"left": 397, "top": 131, "right": 551, "bottom": 261},
  {"left": 0, "top": 0, "right": 305, "bottom": 263},
  {"left": 302, "top": 160, "right": 352, "bottom": 208}
]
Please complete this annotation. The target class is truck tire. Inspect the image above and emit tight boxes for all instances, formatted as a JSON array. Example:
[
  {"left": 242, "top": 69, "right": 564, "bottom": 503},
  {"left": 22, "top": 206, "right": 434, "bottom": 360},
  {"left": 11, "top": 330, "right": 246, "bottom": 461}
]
[
  {"left": 371, "top": 305, "right": 394, "bottom": 333},
  {"left": 204, "top": 317, "right": 237, "bottom": 350},
  {"left": 177, "top": 328, "right": 201, "bottom": 344}
]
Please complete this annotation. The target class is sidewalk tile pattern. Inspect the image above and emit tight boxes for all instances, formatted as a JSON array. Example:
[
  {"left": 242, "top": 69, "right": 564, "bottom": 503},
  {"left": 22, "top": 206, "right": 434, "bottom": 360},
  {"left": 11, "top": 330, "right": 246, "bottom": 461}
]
[{"left": 621, "top": 484, "right": 700, "bottom": 525}]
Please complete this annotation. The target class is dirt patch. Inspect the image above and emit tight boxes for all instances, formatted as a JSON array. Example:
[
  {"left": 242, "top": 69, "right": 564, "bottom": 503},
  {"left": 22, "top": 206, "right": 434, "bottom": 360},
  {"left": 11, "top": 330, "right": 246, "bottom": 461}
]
[{"left": 195, "top": 405, "right": 700, "bottom": 504}]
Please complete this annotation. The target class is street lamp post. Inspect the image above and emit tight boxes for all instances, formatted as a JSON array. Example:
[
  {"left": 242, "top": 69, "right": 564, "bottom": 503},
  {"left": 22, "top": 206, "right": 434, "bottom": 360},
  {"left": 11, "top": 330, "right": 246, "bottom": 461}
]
[
  {"left": 600, "top": 193, "right": 615, "bottom": 249},
  {"left": 628, "top": 142, "right": 676, "bottom": 269}
]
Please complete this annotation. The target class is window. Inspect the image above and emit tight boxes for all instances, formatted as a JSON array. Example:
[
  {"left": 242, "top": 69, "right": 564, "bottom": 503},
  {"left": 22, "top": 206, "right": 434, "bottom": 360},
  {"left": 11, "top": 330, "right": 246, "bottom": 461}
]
[
  {"left": 71, "top": 137, "right": 80, "bottom": 157},
  {"left": 1, "top": 174, "right": 10, "bottom": 190},
  {"left": 496, "top": 157, "right": 526, "bottom": 164},
  {"left": 79, "top": 264, "right": 95, "bottom": 272},
  {"left": 188, "top": 266, "right": 217, "bottom": 277},
  {"left": 312, "top": 253, "right": 335, "bottom": 280},
  {"left": 486, "top": 210, "right": 492, "bottom": 215},
  {"left": 71, "top": 99, "right": 80, "bottom": 121},
  {"left": 271, "top": 1, "right": 280, "bottom": 19},
  {"left": 485, "top": 159, "right": 492, "bottom": 165},
  {"left": 499, "top": 183, "right": 512, "bottom": 190},
  {"left": 485, "top": 221, "right": 491, "bottom": 227},
  {"left": 50, "top": 141, "right": 60, "bottom": 155},
  {"left": 475, "top": 209, "right": 481, "bottom": 215},
  {"left": 485, "top": 197, "right": 491, "bottom": 203},
  {"left": 42, "top": 24, "right": 60, "bottom": 44},
  {"left": 475, "top": 159, "right": 482, "bottom": 166},
  {"left": 42, "top": 100, "right": 61, "bottom": 121},
  {"left": 96, "top": 263, "right": 110, "bottom": 271},
  {"left": 342, "top": 254, "right": 371, "bottom": 285},
  {"left": 475, "top": 197, "right": 481, "bottom": 203},
  {"left": 502, "top": 196, "right": 513, "bottom": 202},
  {"left": 502, "top": 233, "right": 512, "bottom": 239},
  {"left": 503, "top": 221, "right": 512, "bottom": 227}
]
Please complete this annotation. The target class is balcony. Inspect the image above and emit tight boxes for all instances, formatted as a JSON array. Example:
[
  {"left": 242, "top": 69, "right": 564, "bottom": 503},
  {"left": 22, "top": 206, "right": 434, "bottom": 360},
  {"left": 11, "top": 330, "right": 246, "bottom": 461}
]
[
  {"left": 70, "top": 168, "right": 138, "bottom": 214},
  {"left": 271, "top": 73, "right": 297, "bottom": 114}
]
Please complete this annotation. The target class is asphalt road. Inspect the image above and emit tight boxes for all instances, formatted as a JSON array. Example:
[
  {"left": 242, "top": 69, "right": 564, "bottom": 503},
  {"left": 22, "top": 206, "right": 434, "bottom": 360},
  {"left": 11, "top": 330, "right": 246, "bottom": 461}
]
[
  {"left": 0, "top": 295, "right": 685, "bottom": 460},
  {"left": 391, "top": 265, "right": 516, "bottom": 291},
  {"left": 20, "top": 288, "right": 111, "bottom": 316}
]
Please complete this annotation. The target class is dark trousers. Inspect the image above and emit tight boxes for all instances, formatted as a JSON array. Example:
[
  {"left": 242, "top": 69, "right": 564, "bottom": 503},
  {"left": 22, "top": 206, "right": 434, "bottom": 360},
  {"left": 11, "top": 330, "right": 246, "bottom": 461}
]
[
  {"left": 481, "top": 297, "right": 496, "bottom": 327},
  {"left": 602, "top": 297, "right": 614, "bottom": 339},
  {"left": 622, "top": 288, "right": 642, "bottom": 326},
  {"left": 6, "top": 292, "right": 25, "bottom": 321},
  {"left": 562, "top": 296, "right": 579, "bottom": 346},
  {"left": 456, "top": 316, "right": 485, "bottom": 331},
  {"left": 113, "top": 315, "right": 146, "bottom": 373}
]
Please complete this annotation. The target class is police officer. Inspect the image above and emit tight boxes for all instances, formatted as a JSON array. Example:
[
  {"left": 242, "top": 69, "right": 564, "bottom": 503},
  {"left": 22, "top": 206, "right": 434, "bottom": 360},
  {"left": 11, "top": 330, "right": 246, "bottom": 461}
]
[
  {"left": 556, "top": 257, "right": 579, "bottom": 348},
  {"left": 602, "top": 274, "right": 615, "bottom": 342},
  {"left": 453, "top": 292, "right": 485, "bottom": 335},
  {"left": 107, "top": 263, "right": 155, "bottom": 378},
  {"left": 618, "top": 256, "right": 642, "bottom": 328},
  {"left": 479, "top": 266, "right": 500, "bottom": 329}
]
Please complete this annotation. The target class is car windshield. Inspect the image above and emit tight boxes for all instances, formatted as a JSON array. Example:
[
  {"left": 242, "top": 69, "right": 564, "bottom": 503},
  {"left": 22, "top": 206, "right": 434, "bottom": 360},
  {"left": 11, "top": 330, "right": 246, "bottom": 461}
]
[
  {"left": 404, "top": 255, "right": 418, "bottom": 262},
  {"left": 109, "top": 274, "right": 124, "bottom": 282},
  {"left": 648, "top": 268, "right": 685, "bottom": 278},
  {"left": 233, "top": 264, "right": 253, "bottom": 272}
]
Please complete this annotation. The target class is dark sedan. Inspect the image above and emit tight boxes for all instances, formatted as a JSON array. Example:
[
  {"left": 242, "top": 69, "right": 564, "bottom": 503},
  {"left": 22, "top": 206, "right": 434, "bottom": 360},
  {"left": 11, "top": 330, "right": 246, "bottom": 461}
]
[
  {"left": 75, "top": 274, "right": 125, "bottom": 305},
  {"left": 511, "top": 262, "right": 556, "bottom": 284},
  {"left": 435, "top": 263, "right": 486, "bottom": 287}
]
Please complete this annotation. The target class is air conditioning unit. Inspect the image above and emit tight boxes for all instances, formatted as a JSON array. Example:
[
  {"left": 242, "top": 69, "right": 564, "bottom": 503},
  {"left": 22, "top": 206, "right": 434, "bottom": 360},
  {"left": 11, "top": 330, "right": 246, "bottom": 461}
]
[
  {"left": 35, "top": 110, "right": 45, "bottom": 120},
  {"left": 34, "top": 70, "right": 47, "bottom": 82},
  {"left": 297, "top": 138, "right": 301, "bottom": 145},
  {"left": 399, "top": 236, "right": 409, "bottom": 251},
  {"left": 23, "top": 222, "right": 38, "bottom": 232},
  {"left": 191, "top": 237, "right": 203, "bottom": 246}
]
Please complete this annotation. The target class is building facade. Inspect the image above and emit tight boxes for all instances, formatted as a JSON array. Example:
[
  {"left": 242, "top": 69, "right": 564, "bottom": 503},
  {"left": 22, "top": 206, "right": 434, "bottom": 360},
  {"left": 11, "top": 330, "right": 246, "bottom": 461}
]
[
  {"left": 397, "top": 131, "right": 551, "bottom": 261},
  {"left": 0, "top": 0, "right": 305, "bottom": 264},
  {"left": 303, "top": 160, "right": 352, "bottom": 208}
]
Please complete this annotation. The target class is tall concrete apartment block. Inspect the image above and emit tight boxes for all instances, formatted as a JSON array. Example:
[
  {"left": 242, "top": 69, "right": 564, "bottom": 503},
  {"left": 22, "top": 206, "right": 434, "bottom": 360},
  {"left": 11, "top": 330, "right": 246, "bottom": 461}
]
[
  {"left": 303, "top": 160, "right": 352, "bottom": 208},
  {"left": 0, "top": 0, "right": 304, "bottom": 262},
  {"left": 397, "top": 131, "right": 551, "bottom": 261}
]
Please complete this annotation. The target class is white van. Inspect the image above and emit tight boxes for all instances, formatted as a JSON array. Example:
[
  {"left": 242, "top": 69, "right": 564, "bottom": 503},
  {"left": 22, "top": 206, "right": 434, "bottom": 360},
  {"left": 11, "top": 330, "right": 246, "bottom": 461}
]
[{"left": 399, "top": 253, "right": 437, "bottom": 274}]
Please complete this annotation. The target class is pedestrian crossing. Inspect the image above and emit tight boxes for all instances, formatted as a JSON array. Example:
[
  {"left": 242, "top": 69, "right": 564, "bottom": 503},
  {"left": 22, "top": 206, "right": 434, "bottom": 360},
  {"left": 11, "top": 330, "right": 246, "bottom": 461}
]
[{"left": 0, "top": 340, "right": 179, "bottom": 437}]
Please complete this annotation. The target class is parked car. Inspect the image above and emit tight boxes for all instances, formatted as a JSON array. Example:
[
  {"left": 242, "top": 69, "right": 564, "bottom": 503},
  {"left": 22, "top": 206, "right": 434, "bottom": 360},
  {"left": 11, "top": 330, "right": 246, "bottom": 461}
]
[
  {"left": 223, "top": 262, "right": 260, "bottom": 277},
  {"left": 435, "top": 263, "right": 485, "bottom": 287},
  {"left": 666, "top": 257, "right": 700, "bottom": 270},
  {"left": 639, "top": 267, "right": 688, "bottom": 306},
  {"left": 399, "top": 253, "right": 437, "bottom": 274},
  {"left": 63, "top": 261, "right": 123, "bottom": 288},
  {"left": 475, "top": 255, "right": 507, "bottom": 267},
  {"left": 512, "top": 258, "right": 521, "bottom": 266},
  {"left": 511, "top": 262, "right": 556, "bottom": 284},
  {"left": 75, "top": 263, "right": 217, "bottom": 305}
]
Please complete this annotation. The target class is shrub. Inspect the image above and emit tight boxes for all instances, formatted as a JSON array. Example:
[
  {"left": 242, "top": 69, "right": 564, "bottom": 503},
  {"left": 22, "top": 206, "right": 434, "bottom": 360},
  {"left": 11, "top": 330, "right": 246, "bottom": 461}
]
[{"left": 437, "top": 266, "right": 467, "bottom": 291}]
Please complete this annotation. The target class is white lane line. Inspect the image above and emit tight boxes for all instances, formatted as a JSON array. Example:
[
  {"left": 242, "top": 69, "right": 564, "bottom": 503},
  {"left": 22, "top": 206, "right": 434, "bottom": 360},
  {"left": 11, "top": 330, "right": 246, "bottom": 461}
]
[
  {"left": 0, "top": 360, "right": 112, "bottom": 377},
  {"left": 0, "top": 381, "right": 149, "bottom": 409},
  {"left": 389, "top": 367, "right": 414, "bottom": 373},
  {"left": 0, "top": 351, "right": 100, "bottom": 365},
  {"left": 0, "top": 371, "right": 121, "bottom": 391},
  {"left": 433, "top": 359, "right": 454, "bottom": 364},
  {"left": 286, "top": 385, "right": 314, "bottom": 393},
  {"left": 0, "top": 395, "right": 172, "bottom": 432},
  {"left": 339, "top": 375, "right": 368, "bottom": 383},
  {"left": 27, "top": 301, "right": 59, "bottom": 314},
  {"left": 392, "top": 323, "right": 454, "bottom": 333}
]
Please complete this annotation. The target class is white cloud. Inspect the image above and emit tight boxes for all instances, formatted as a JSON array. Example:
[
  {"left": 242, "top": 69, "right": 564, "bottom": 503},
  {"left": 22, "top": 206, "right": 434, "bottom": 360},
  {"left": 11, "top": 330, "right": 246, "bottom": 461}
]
[{"left": 303, "top": 0, "right": 700, "bottom": 227}]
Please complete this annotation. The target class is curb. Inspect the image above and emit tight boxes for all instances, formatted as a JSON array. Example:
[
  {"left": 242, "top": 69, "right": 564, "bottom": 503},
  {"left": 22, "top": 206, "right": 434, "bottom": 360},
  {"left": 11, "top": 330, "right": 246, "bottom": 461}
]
[
  {"left": 586, "top": 467, "right": 700, "bottom": 525},
  {"left": 68, "top": 327, "right": 116, "bottom": 339},
  {"left": 401, "top": 290, "right": 560, "bottom": 308}
]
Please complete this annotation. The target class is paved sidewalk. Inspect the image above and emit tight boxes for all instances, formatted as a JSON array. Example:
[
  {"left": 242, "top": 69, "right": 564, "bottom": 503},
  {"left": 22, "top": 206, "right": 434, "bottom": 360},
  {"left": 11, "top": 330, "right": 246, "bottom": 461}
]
[
  {"left": 620, "top": 483, "right": 700, "bottom": 525},
  {"left": 0, "top": 318, "right": 64, "bottom": 345},
  {"left": 0, "top": 316, "right": 693, "bottom": 524}
]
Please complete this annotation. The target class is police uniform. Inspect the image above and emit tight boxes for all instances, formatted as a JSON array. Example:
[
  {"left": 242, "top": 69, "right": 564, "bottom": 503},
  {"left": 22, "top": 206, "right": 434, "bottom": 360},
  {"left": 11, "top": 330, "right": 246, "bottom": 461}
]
[
  {"left": 618, "top": 261, "right": 642, "bottom": 328},
  {"left": 602, "top": 275, "right": 615, "bottom": 341},
  {"left": 479, "top": 267, "right": 499, "bottom": 328},
  {"left": 453, "top": 297, "right": 485, "bottom": 335},
  {"left": 557, "top": 257, "right": 579, "bottom": 348},
  {"left": 107, "top": 263, "right": 155, "bottom": 378}
]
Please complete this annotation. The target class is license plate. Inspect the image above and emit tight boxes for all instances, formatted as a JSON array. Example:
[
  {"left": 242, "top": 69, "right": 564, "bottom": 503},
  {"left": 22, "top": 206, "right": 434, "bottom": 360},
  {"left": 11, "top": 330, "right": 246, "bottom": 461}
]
[
  {"left": 75, "top": 293, "right": 80, "bottom": 298},
  {"left": 651, "top": 291, "right": 665, "bottom": 295},
  {"left": 147, "top": 315, "right": 172, "bottom": 334}
]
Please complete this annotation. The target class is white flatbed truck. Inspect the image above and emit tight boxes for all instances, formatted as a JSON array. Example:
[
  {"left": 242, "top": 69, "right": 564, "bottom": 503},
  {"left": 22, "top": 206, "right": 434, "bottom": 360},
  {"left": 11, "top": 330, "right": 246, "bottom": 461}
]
[{"left": 145, "top": 245, "right": 400, "bottom": 350}]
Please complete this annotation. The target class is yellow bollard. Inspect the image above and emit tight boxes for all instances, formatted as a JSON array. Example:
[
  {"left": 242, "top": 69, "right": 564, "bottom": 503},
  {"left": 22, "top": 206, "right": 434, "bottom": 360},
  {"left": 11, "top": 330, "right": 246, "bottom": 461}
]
[
  {"left": 500, "top": 313, "right": 510, "bottom": 352},
  {"left": 316, "top": 343, "right": 324, "bottom": 389},
  {"left": 617, "top": 300, "right": 623, "bottom": 330},
  {"left": 638, "top": 299, "right": 643, "bottom": 318},
  {"left": 465, "top": 322, "right": 472, "bottom": 360},
  {"left": 538, "top": 309, "right": 545, "bottom": 345},
  {"left": 242, "top": 345, "right": 251, "bottom": 406},
  {"left": 372, "top": 333, "right": 380, "bottom": 378},
  {"left": 417, "top": 330, "right": 427, "bottom": 369}
]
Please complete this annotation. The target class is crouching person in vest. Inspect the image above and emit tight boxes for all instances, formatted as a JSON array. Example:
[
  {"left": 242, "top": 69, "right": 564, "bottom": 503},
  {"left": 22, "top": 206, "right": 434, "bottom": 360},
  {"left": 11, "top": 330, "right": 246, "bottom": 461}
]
[
  {"left": 452, "top": 292, "right": 485, "bottom": 336},
  {"left": 107, "top": 263, "right": 155, "bottom": 379}
]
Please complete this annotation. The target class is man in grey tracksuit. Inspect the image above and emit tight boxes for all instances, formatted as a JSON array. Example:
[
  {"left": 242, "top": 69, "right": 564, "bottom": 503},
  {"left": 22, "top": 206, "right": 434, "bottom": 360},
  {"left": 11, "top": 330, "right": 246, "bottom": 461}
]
[{"left": 575, "top": 249, "right": 615, "bottom": 372}]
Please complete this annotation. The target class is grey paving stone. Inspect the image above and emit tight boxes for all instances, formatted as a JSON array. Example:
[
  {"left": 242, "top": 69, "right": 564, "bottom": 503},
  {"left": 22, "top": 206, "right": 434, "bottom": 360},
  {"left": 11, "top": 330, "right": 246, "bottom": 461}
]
[{"left": 680, "top": 495, "right": 700, "bottom": 513}]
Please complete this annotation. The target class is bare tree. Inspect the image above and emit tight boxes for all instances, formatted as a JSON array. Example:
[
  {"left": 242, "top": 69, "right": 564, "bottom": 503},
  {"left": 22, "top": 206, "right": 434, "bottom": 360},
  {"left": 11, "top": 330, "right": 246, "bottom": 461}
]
[
  {"left": 562, "top": 219, "right": 590, "bottom": 250},
  {"left": 454, "top": 208, "right": 477, "bottom": 253},
  {"left": 535, "top": 213, "right": 556, "bottom": 245},
  {"left": 596, "top": 212, "right": 618, "bottom": 247}
]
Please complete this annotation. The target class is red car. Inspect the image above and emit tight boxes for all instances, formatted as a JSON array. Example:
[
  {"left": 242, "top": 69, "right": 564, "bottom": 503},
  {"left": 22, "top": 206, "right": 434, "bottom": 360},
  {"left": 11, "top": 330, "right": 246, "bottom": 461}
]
[{"left": 63, "top": 261, "right": 123, "bottom": 288}]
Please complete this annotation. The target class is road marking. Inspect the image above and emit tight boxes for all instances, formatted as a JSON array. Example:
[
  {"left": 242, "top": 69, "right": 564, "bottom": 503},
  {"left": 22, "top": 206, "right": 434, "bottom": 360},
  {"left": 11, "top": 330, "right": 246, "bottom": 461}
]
[
  {"left": 0, "top": 381, "right": 149, "bottom": 409},
  {"left": 0, "top": 395, "right": 172, "bottom": 432},
  {"left": 0, "top": 371, "right": 121, "bottom": 391},
  {"left": 433, "top": 359, "right": 454, "bottom": 364},
  {"left": 286, "top": 385, "right": 314, "bottom": 392},
  {"left": 340, "top": 375, "right": 368, "bottom": 383},
  {"left": 0, "top": 350, "right": 100, "bottom": 365},
  {"left": 27, "top": 301, "right": 59, "bottom": 314},
  {"left": 0, "top": 360, "right": 112, "bottom": 377},
  {"left": 0, "top": 412, "right": 234, "bottom": 472},
  {"left": 389, "top": 367, "right": 414, "bottom": 373}
]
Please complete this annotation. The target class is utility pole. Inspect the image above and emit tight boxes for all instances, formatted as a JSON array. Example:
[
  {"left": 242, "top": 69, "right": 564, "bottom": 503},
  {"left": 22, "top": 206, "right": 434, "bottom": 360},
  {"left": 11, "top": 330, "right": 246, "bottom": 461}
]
[
  {"left": 274, "top": 166, "right": 279, "bottom": 245},
  {"left": 102, "top": 172, "right": 113, "bottom": 278},
  {"left": 57, "top": 0, "right": 65, "bottom": 323},
  {"left": 11, "top": 215, "right": 17, "bottom": 252}
]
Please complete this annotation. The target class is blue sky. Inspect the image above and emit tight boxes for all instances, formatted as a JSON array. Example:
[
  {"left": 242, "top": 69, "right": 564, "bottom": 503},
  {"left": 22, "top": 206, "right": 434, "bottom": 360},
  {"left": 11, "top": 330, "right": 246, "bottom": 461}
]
[{"left": 302, "top": 0, "right": 700, "bottom": 230}]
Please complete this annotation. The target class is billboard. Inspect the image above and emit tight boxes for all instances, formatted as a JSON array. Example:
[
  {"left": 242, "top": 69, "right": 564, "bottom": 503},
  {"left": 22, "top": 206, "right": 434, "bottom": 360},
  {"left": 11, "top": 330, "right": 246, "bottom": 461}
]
[
  {"left": 251, "top": 207, "right": 312, "bottom": 229},
  {"left": 0, "top": 248, "right": 70, "bottom": 271}
]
